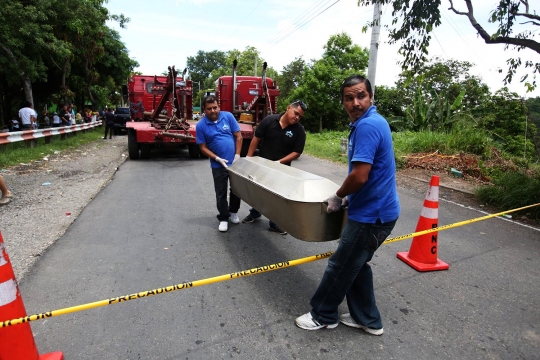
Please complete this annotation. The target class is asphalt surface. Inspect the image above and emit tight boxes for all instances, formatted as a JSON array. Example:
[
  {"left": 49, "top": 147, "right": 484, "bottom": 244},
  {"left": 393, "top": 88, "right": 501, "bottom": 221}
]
[{"left": 17, "top": 149, "right": 540, "bottom": 360}]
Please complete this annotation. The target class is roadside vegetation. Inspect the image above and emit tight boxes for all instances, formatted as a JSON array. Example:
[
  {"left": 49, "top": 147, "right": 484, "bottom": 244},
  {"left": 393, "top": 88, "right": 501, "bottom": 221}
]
[{"left": 0, "top": 128, "right": 103, "bottom": 168}]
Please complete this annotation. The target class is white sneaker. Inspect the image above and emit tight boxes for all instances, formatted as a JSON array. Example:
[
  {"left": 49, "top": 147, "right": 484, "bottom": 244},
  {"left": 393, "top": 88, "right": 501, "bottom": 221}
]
[
  {"left": 339, "top": 313, "right": 383, "bottom": 335},
  {"left": 295, "top": 312, "right": 338, "bottom": 330},
  {"left": 218, "top": 221, "right": 228, "bottom": 232},
  {"left": 229, "top": 213, "right": 240, "bottom": 224}
]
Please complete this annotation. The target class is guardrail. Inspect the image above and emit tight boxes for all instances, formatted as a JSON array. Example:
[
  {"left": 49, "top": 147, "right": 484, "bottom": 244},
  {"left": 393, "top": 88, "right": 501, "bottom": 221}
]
[{"left": 0, "top": 120, "right": 103, "bottom": 149}]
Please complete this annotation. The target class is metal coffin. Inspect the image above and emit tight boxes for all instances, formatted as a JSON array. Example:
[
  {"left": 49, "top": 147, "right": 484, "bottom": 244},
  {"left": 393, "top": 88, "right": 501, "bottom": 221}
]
[{"left": 228, "top": 157, "right": 346, "bottom": 242}]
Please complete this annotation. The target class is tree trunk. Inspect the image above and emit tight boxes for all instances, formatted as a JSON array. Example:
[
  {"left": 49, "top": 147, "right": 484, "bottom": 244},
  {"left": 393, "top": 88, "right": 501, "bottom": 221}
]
[
  {"left": 23, "top": 75, "right": 34, "bottom": 105},
  {"left": 62, "top": 59, "right": 69, "bottom": 104},
  {"left": 319, "top": 114, "right": 323, "bottom": 132}
]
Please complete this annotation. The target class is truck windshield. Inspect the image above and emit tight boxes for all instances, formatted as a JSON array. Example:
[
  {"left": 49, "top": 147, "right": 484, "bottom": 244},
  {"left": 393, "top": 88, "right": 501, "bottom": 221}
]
[{"left": 116, "top": 108, "right": 130, "bottom": 114}]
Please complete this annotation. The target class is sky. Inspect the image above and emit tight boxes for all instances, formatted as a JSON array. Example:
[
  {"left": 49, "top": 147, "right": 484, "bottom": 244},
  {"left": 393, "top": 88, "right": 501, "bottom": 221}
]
[{"left": 105, "top": 0, "right": 539, "bottom": 98}]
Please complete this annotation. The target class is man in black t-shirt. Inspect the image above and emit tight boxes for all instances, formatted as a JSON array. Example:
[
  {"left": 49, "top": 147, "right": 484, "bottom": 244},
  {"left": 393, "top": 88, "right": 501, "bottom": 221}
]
[{"left": 241, "top": 100, "right": 307, "bottom": 235}]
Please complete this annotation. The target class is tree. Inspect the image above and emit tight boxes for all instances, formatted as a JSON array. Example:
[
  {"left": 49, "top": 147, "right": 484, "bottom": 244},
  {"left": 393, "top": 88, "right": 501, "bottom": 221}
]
[
  {"left": 186, "top": 50, "right": 227, "bottom": 86},
  {"left": 358, "top": 0, "right": 540, "bottom": 91},
  {"left": 397, "top": 58, "right": 491, "bottom": 111},
  {"left": 0, "top": 0, "right": 69, "bottom": 104},
  {"left": 276, "top": 57, "right": 307, "bottom": 111},
  {"left": 290, "top": 33, "right": 369, "bottom": 131},
  {"left": 0, "top": 0, "right": 136, "bottom": 128}
]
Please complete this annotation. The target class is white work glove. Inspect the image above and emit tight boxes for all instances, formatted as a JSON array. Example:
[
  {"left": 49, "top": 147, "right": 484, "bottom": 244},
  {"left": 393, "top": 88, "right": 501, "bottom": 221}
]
[
  {"left": 341, "top": 196, "right": 349, "bottom": 208},
  {"left": 215, "top": 156, "right": 229, "bottom": 168},
  {"left": 232, "top": 154, "right": 240, "bottom": 164},
  {"left": 325, "top": 193, "right": 343, "bottom": 213}
]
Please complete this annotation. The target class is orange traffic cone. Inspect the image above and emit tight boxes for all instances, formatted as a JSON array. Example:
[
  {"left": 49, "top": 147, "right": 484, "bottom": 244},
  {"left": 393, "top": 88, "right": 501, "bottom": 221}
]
[
  {"left": 397, "top": 175, "right": 449, "bottom": 272},
  {"left": 0, "top": 231, "right": 64, "bottom": 360}
]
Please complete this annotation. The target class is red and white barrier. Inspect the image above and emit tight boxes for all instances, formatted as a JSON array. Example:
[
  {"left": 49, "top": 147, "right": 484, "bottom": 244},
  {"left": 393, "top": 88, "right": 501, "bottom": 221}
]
[{"left": 0, "top": 120, "right": 102, "bottom": 146}]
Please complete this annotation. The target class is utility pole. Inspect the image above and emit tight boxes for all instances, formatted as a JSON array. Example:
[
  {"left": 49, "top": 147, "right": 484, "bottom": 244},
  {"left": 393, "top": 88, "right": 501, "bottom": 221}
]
[
  {"left": 367, "top": 2, "right": 381, "bottom": 98},
  {"left": 254, "top": 56, "right": 258, "bottom": 76}
]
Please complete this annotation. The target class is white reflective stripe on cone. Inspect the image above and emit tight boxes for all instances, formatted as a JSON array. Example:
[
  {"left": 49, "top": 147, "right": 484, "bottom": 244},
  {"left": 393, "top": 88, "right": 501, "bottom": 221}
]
[
  {"left": 420, "top": 207, "right": 438, "bottom": 219},
  {"left": 0, "top": 279, "right": 17, "bottom": 306},
  {"left": 426, "top": 186, "right": 439, "bottom": 202}
]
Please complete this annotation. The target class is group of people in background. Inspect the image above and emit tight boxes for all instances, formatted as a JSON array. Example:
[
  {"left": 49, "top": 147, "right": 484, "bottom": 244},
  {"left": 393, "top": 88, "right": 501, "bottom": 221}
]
[{"left": 9, "top": 102, "right": 97, "bottom": 132}]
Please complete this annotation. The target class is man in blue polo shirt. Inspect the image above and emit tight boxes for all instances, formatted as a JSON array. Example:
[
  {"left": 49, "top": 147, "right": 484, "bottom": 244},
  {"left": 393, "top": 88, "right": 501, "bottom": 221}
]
[
  {"left": 296, "top": 75, "right": 400, "bottom": 335},
  {"left": 196, "top": 95, "right": 242, "bottom": 232}
]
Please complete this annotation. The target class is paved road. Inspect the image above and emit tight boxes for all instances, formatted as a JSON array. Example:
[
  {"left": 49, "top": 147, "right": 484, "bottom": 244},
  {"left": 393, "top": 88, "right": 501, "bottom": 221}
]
[{"left": 18, "top": 150, "right": 540, "bottom": 359}]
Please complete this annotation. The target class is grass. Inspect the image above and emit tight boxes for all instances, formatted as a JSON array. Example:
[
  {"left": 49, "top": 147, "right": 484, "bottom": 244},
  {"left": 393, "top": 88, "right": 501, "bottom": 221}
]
[
  {"left": 476, "top": 171, "right": 540, "bottom": 219},
  {"left": 304, "top": 131, "right": 349, "bottom": 165},
  {"left": 305, "top": 128, "right": 540, "bottom": 220},
  {"left": 0, "top": 128, "right": 104, "bottom": 168}
]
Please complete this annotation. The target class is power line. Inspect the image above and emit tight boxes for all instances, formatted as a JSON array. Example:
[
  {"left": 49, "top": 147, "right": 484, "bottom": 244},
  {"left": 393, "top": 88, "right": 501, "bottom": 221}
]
[
  {"left": 228, "top": 0, "right": 266, "bottom": 38},
  {"left": 266, "top": 0, "right": 341, "bottom": 48},
  {"left": 265, "top": 0, "right": 334, "bottom": 46}
]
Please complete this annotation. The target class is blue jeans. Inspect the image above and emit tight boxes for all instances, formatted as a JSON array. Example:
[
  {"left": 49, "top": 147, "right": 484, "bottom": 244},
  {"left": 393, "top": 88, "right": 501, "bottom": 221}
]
[
  {"left": 212, "top": 167, "right": 240, "bottom": 221},
  {"left": 248, "top": 208, "right": 277, "bottom": 228},
  {"left": 310, "top": 218, "right": 397, "bottom": 329}
]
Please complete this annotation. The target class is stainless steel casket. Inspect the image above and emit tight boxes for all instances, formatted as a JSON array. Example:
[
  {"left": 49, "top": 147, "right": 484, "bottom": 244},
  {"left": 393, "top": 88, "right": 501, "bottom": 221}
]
[{"left": 228, "top": 157, "right": 346, "bottom": 242}]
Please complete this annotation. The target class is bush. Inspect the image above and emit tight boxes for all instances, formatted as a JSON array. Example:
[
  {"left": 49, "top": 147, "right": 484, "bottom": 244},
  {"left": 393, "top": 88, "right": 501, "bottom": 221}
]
[{"left": 476, "top": 170, "right": 540, "bottom": 219}]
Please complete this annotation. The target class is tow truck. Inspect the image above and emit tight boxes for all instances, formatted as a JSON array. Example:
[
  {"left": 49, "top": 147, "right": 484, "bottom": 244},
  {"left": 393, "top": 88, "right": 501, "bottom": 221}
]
[
  {"left": 215, "top": 60, "right": 280, "bottom": 155},
  {"left": 126, "top": 67, "right": 199, "bottom": 159}
]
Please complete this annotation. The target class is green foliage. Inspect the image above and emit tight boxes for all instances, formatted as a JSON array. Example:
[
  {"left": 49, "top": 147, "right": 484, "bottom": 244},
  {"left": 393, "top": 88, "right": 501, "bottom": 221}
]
[
  {"left": 389, "top": 87, "right": 466, "bottom": 132},
  {"left": 475, "top": 87, "right": 537, "bottom": 158},
  {"left": 187, "top": 50, "right": 227, "bottom": 85},
  {"left": 276, "top": 57, "right": 307, "bottom": 111},
  {"left": 304, "top": 131, "right": 349, "bottom": 165},
  {"left": 357, "top": 0, "right": 539, "bottom": 91},
  {"left": 476, "top": 171, "right": 540, "bottom": 219},
  {"left": 0, "top": 0, "right": 137, "bottom": 128},
  {"left": 289, "top": 33, "right": 368, "bottom": 132},
  {"left": 373, "top": 85, "right": 406, "bottom": 119},
  {"left": 397, "top": 58, "right": 491, "bottom": 111},
  {"left": 0, "top": 128, "right": 104, "bottom": 168}
]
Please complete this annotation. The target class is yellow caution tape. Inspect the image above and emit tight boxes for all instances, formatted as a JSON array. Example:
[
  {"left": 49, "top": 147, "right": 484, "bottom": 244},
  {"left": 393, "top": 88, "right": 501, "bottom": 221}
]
[
  {"left": 1, "top": 202, "right": 538, "bottom": 328},
  {"left": 383, "top": 202, "right": 540, "bottom": 244},
  {"left": 0, "top": 252, "right": 333, "bottom": 328}
]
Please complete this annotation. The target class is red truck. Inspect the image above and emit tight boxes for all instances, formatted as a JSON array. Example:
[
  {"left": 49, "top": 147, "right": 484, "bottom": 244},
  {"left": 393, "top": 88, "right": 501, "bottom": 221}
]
[
  {"left": 126, "top": 66, "right": 197, "bottom": 159},
  {"left": 215, "top": 60, "right": 280, "bottom": 155},
  {"left": 126, "top": 61, "right": 279, "bottom": 159}
]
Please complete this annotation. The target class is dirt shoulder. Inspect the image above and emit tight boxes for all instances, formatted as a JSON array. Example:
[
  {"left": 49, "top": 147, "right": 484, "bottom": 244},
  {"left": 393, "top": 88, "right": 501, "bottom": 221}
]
[{"left": 0, "top": 137, "right": 128, "bottom": 280}]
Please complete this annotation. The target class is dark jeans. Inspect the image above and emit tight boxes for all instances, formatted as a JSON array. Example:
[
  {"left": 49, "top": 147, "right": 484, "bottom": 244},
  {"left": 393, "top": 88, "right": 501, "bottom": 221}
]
[
  {"left": 310, "top": 218, "right": 398, "bottom": 328},
  {"left": 212, "top": 167, "right": 240, "bottom": 221},
  {"left": 248, "top": 208, "right": 277, "bottom": 228},
  {"left": 21, "top": 124, "right": 31, "bottom": 130},
  {"left": 52, "top": 123, "right": 61, "bottom": 127},
  {"left": 104, "top": 123, "right": 114, "bottom": 138}
]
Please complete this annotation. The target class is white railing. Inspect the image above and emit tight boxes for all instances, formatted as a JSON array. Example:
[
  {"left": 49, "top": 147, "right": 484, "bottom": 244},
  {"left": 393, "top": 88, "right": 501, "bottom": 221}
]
[{"left": 0, "top": 120, "right": 102, "bottom": 147}]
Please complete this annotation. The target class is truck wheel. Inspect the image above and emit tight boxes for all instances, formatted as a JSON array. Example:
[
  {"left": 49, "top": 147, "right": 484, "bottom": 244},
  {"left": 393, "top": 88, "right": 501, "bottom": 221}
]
[
  {"left": 128, "top": 129, "right": 139, "bottom": 159},
  {"left": 188, "top": 144, "right": 200, "bottom": 159},
  {"left": 140, "top": 144, "right": 151, "bottom": 159}
]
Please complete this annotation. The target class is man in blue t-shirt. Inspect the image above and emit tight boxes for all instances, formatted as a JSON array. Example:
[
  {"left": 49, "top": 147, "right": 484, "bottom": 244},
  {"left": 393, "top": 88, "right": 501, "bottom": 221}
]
[
  {"left": 196, "top": 95, "right": 242, "bottom": 232},
  {"left": 296, "top": 75, "right": 400, "bottom": 335}
]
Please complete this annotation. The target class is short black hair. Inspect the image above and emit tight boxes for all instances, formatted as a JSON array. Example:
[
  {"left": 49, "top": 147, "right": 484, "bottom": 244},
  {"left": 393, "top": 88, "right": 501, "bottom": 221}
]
[
  {"left": 340, "top": 75, "right": 373, "bottom": 103},
  {"left": 203, "top": 95, "right": 219, "bottom": 108}
]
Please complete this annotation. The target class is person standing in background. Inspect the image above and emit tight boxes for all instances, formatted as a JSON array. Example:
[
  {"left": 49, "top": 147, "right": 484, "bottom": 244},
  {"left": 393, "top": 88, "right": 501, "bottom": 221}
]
[{"left": 18, "top": 101, "right": 35, "bottom": 130}]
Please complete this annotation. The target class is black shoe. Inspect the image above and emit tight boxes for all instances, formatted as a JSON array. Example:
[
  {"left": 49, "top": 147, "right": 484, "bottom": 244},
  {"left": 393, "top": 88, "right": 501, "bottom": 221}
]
[
  {"left": 242, "top": 214, "right": 261, "bottom": 223},
  {"left": 269, "top": 225, "right": 287, "bottom": 235}
]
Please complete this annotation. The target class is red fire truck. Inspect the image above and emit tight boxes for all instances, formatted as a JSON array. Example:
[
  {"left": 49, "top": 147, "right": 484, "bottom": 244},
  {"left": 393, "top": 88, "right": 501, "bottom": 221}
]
[{"left": 126, "top": 67, "right": 198, "bottom": 159}]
